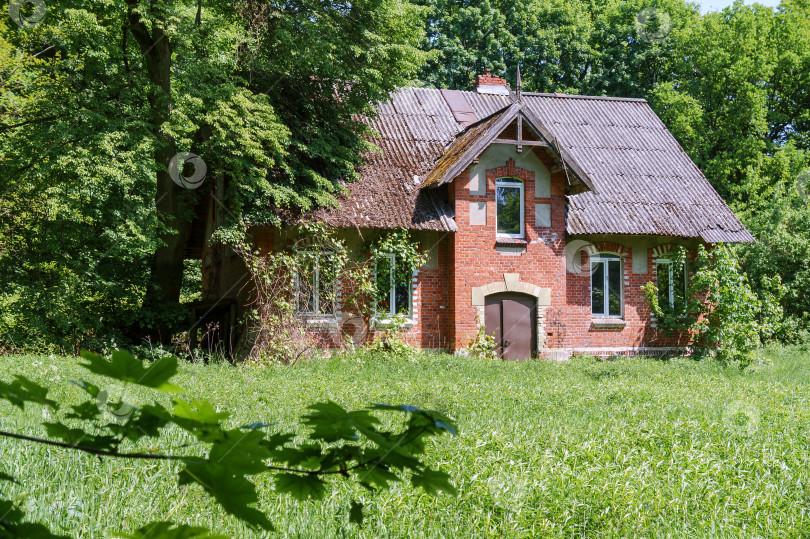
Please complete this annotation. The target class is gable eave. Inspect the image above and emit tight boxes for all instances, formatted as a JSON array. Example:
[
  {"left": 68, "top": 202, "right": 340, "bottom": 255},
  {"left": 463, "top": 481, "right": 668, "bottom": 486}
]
[{"left": 422, "top": 102, "right": 597, "bottom": 192}]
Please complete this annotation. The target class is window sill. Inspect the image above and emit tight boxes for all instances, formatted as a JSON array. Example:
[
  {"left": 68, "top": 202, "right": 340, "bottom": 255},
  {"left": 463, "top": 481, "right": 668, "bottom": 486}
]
[
  {"left": 302, "top": 316, "right": 339, "bottom": 329},
  {"left": 373, "top": 318, "right": 415, "bottom": 329},
  {"left": 591, "top": 318, "right": 626, "bottom": 329},
  {"left": 494, "top": 237, "right": 528, "bottom": 247}
]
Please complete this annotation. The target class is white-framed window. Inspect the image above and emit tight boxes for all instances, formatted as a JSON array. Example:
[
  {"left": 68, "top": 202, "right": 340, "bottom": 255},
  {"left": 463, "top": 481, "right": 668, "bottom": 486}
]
[
  {"left": 591, "top": 253, "right": 623, "bottom": 317},
  {"left": 495, "top": 178, "right": 524, "bottom": 238},
  {"left": 374, "top": 253, "right": 413, "bottom": 319},
  {"left": 295, "top": 251, "right": 336, "bottom": 316},
  {"left": 656, "top": 258, "right": 687, "bottom": 310}
]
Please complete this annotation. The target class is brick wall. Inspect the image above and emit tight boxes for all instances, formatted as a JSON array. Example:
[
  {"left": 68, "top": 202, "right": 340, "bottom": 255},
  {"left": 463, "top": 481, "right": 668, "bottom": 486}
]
[
  {"left": 449, "top": 144, "right": 691, "bottom": 355},
  {"left": 239, "top": 146, "right": 693, "bottom": 356},
  {"left": 244, "top": 227, "right": 453, "bottom": 351}
]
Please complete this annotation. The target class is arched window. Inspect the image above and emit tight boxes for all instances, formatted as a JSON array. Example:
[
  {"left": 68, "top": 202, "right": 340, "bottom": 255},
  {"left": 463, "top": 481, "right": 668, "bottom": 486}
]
[
  {"left": 495, "top": 177, "right": 524, "bottom": 238},
  {"left": 591, "top": 253, "right": 623, "bottom": 317}
]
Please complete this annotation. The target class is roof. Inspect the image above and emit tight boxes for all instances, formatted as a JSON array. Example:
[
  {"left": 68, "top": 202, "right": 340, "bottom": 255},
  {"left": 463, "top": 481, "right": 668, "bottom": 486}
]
[
  {"left": 310, "top": 87, "right": 753, "bottom": 242},
  {"left": 521, "top": 94, "right": 754, "bottom": 242},
  {"left": 421, "top": 101, "right": 597, "bottom": 192}
]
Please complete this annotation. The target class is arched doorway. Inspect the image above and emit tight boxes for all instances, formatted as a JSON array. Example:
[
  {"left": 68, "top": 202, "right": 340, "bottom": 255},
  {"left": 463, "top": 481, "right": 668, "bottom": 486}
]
[{"left": 484, "top": 292, "right": 537, "bottom": 360}]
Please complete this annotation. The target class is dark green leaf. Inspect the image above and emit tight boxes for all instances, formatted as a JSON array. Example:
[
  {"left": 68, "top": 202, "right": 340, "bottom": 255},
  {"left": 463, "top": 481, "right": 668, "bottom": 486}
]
[
  {"left": 106, "top": 409, "right": 168, "bottom": 442},
  {"left": 172, "top": 399, "right": 229, "bottom": 424},
  {"left": 0, "top": 376, "right": 59, "bottom": 410},
  {"left": 410, "top": 469, "right": 457, "bottom": 496},
  {"left": 304, "top": 401, "right": 355, "bottom": 442},
  {"left": 65, "top": 401, "right": 102, "bottom": 421},
  {"left": 269, "top": 444, "right": 322, "bottom": 469},
  {"left": 79, "top": 351, "right": 183, "bottom": 393},
  {"left": 117, "top": 521, "right": 228, "bottom": 538},
  {"left": 371, "top": 403, "right": 419, "bottom": 413},
  {"left": 371, "top": 404, "right": 458, "bottom": 436},
  {"left": 5, "top": 522, "right": 69, "bottom": 539},
  {"left": 208, "top": 430, "right": 272, "bottom": 474},
  {"left": 361, "top": 448, "right": 420, "bottom": 470},
  {"left": 0, "top": 497, "right": 69, "bottom": 538},
  {"left": 275, "top": 473, "right": 326, "bottom": 501},
  {"left": 356, "top": 463, "right": 399, "bottom": 489},
  {"left": 179, "top": 463, "right": 273, "bottom": 531},
  {"left": 70, "top": 380, "right": 100, "bottom": 399},
  {"left": 349, "top": 501, "right": 364, "bottom": 526},
  {"left": 43, "top": 422, "right": 117, "bottom": 451},
  {"left": 261, "top": 432, "right": 294, "bottom": 451}
]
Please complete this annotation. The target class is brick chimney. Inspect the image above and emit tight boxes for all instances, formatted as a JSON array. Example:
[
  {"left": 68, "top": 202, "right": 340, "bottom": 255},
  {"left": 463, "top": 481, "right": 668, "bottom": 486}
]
[{"left": 474, "top": 68, "right": 510, "bottom": 95}]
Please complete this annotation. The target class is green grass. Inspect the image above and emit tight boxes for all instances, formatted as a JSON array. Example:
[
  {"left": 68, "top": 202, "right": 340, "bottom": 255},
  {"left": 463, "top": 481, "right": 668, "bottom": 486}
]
[{"left": 1, "top": 347, "right": 810, "bottom": 537}]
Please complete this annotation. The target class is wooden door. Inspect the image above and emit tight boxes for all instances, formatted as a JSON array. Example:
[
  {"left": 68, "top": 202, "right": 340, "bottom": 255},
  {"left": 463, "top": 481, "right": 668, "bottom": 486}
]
[{"left": 484, "top": 293, "right": 536, "bottom": 360}]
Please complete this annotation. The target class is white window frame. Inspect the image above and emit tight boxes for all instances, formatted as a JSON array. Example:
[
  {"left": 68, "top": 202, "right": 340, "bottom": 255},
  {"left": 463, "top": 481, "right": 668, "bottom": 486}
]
[
  {"left": 590, "top": 253, "right": 624, "bottom": 318},
  {"left": 655, "top": 258, "right": 688, "bottom": 308},
  {"left": 495, "top": 178, "right": 524, "bottom": 239},
  {"left": 374, "top": 253, "right": 414, "bottom": 323},
  {"left": 295, "top": 250, "right": 336, "bottom": 318}
]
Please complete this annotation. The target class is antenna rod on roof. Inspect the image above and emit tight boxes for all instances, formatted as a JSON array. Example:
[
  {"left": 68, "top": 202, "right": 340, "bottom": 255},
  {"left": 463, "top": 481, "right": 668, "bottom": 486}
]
[{"left": 516, "top": 64, "right": 522, "bottom": 103}]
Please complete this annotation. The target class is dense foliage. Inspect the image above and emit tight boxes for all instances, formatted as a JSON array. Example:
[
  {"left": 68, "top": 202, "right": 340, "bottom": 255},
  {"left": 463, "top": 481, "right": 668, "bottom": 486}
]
[
  {"left": 0, "top": 349, "right": 457, "bottom": 535},
  {"left": 0, "top": 0, "right": 426, "bottom": 350},
  {"left": 643, "top": 244, "right": 785, "bottom": 365}
]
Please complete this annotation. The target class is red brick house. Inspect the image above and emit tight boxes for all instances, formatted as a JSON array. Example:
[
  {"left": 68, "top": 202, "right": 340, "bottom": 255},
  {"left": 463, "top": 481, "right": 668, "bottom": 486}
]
[{"left": 200, "top": 71, "right": 753, "bottom": 359}]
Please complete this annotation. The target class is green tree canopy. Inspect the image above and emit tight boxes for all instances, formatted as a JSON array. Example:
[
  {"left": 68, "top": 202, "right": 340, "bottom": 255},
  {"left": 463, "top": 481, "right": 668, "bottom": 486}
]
[{"left": 0, "top": 0, "right": 427, "bottom": 349}]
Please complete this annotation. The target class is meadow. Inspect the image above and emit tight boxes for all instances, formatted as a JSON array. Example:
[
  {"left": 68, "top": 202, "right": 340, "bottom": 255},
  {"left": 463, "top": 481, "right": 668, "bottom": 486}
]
[{"left": 1, "top": 348, "right": 809, "bottom": 537}]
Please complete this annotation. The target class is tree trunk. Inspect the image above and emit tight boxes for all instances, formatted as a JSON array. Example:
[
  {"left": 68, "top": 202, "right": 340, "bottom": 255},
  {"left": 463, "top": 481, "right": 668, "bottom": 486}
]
[{"left": 126, "top": 6, "right": 197, "bottom": 343}]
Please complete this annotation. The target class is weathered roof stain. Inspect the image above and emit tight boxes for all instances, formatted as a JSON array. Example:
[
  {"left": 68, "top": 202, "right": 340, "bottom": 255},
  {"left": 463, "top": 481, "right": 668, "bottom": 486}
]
[{"left": 309, "top": 87, "right": 753, "bottom": 242}]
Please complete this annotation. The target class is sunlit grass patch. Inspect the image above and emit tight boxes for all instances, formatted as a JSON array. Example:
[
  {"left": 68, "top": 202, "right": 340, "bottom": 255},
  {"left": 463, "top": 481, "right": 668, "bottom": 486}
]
[{"left": 1, "top": 347, "right": 809, "bottom": 537}]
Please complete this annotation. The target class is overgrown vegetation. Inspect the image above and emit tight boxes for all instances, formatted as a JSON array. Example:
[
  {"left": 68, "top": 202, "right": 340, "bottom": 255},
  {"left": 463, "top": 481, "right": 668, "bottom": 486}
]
[
  {"left": 643, "top": 244, "right": 784, "bottom": 366},
  {"left": 218, "top": 224, "right": 427, "bottom": 363},
  {"left": 0, "top": 0, "right": 427, "bottom": 348},
  {"left": 1, "top": 348, "right": 808, "bottom": 536}
]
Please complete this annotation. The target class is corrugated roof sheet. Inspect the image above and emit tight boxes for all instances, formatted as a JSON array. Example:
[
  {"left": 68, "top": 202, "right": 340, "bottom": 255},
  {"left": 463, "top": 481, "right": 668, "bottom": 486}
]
[
  {"left": 309, "top": 87, "right": 460, "bottom": 231},
  {"left": 520, "top": 94, "right": 752, "bottom": 241},
  {"left": 309, "top": 87, "right": 753, "bottom": 242}
]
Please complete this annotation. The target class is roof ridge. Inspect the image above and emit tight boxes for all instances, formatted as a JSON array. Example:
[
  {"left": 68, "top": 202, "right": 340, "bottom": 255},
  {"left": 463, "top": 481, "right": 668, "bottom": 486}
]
[
  {"left": 519, "top": 92, "right": 647, "bottom": 103},
  {"left": 404, "top": 87, "right": 646, "bottom": 103}
]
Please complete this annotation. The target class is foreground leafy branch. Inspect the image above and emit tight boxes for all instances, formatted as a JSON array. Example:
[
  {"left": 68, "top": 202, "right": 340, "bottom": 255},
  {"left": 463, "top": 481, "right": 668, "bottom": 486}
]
[{"left": 0, "top": 350, "right": 458, "bottom": 536}]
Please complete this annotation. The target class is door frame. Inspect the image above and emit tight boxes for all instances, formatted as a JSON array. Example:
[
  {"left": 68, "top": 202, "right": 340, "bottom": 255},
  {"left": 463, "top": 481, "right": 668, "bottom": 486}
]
[
  {"left": 484, "top": 292, "right": 538, "bottom": 359},
  {"left": 471, "top": 273, "right": 552, "bottom": 355}
]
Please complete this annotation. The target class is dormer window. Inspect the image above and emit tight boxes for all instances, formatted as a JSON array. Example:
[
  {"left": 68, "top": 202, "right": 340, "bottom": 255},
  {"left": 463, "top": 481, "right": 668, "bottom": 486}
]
[{"left": 495, "top": 178, "right": 524, "bottom": 238}]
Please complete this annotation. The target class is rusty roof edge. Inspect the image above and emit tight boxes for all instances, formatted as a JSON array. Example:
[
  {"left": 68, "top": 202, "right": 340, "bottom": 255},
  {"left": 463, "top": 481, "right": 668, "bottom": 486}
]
[{"left": 518, "top": 104, "right": 597, "bottom": 192}]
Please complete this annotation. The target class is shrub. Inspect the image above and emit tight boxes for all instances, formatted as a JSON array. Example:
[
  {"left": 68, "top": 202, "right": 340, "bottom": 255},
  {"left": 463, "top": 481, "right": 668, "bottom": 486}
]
[
  {"left": 643, "top": 244, "right": 785, "bottom": 367},
  {"left": 464, "top": 326, "right": 498, "bottom": 360}
]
